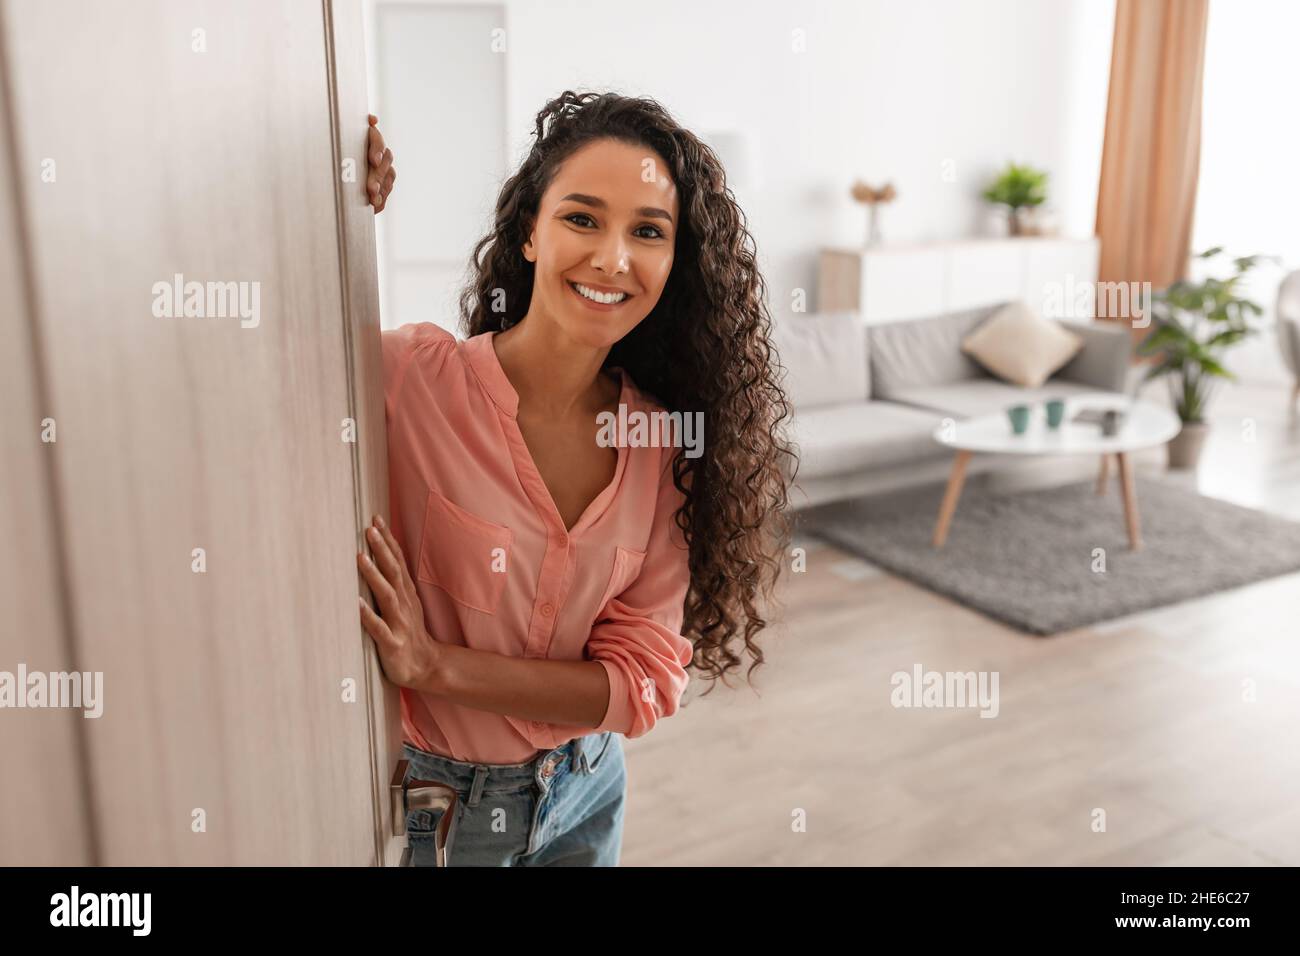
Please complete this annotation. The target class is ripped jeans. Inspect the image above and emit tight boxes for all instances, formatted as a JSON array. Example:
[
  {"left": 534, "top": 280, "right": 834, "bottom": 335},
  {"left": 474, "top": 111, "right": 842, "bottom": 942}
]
[{"left": 401, "top": 731, "right": 625, "bottom": 866}]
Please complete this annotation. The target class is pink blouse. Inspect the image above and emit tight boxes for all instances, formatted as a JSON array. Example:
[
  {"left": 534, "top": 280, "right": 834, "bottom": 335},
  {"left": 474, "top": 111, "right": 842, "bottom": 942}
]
[{"left": 381, "top": 321, "right": 694, "bottom": 764}]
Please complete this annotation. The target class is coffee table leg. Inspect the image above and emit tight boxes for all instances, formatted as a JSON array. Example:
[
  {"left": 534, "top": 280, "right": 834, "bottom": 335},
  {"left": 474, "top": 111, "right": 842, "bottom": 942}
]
[
  {"left": 1095, "top": 453, "right": 1111, "bottom": 495},
  {"left": 932, "top": 450, "right": 972, "bottom": 549},
  {"left": 1116, "top": 451, "right": 1142, "bottom": 550}
]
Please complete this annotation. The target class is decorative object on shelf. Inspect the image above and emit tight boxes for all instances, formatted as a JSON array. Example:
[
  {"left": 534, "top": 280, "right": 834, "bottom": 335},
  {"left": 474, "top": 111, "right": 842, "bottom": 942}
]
[
  {"left": 1028, "top": 204, "right": 1061, "bottom": 237},
  {"left": 981, "top": 162, "right": 1048, "bottom": 237},
  {"left": 850, "top": 180, "right": 896, "bottom": 247},
  {"left": 1138, "top": 247, "right": 1275, "bottom": 469},
  {"left": 1010, "top": 204, "right": 1060, "bottom": 237}
]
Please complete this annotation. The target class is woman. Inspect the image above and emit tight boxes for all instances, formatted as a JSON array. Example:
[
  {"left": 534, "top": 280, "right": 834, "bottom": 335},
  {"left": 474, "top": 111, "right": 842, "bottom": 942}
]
[{"left": 357, "top": 91, "right": 794, "bottom": 866}]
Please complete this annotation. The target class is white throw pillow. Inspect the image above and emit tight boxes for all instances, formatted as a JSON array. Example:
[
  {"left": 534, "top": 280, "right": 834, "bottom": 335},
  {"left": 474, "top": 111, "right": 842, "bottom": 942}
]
[{"left": 960, "top": 301, "right": 1084, "bottom": 388}]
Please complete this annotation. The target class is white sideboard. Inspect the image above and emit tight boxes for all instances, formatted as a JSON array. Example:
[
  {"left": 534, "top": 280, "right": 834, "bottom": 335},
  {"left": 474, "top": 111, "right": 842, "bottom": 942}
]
[{"left": 817, "top": 237, "right": 1100, "bottom": 323}]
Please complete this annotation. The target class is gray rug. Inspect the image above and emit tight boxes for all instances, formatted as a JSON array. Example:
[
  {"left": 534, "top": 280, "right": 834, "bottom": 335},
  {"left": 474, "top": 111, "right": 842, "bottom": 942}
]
[{"left": 799, "top": 477, "right": 1300, "bottom": 635}]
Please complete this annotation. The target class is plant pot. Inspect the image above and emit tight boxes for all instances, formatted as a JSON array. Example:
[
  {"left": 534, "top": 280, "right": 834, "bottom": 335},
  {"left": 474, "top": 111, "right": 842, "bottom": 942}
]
[
  {"left": 1007, "top": 207, "right": 1024, "bottom": 236},
  {"left": 1008, "top": 205, "right": 1046, "bottom": 237},
  {"left": 1167, "top": 421, "right": 1209, "bottom": 469}
]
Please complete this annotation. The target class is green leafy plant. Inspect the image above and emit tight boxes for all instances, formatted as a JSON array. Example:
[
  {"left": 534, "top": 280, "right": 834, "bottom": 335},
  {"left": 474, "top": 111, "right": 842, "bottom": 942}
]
[
  {"left": 1137, "top": 247, "right": 1273, "bottom": 423},
  {"left": 981, "top": 162, "right": 1048, "bottom": 211}
]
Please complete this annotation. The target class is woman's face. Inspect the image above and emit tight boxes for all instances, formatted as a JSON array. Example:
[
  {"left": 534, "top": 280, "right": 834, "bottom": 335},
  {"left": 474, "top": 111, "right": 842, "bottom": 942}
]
[{"left": 522, "top": 138, "right": 679, "bottom": 350}]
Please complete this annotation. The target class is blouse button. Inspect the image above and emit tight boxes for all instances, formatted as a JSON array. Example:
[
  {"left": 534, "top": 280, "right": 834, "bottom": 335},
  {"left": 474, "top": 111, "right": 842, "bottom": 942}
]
[{"left": 541, "top": 602, "right": 555, "bottom": 617}]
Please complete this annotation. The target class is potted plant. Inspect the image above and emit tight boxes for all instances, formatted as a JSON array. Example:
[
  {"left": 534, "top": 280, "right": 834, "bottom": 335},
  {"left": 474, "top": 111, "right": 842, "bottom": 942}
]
[
  {"left": 982, "top": 162, "right": 1048, "bottom": 236},
  {"left": 1137, "top": 247, "right": 1272, "bottom": 469}
]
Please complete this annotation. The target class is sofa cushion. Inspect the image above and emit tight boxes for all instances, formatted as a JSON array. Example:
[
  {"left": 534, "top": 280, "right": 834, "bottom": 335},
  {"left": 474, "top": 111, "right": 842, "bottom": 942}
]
[
  {"left": 1054, "top": 318, "right": 1136, "bottom": 394},
  {"left": 788, "top": 400, "right": 947, "bottom": 479},
  {"left": 960, "top": 300, "right": 1084, "bottom": 388},
  {"left": 770, "top": 311, "right": 869, "bottom": 409},
  {"left": 866, "top": 305, "right": 997, "bottom": 397},
  {"left": 880, "top": 378, "right": 1130, "bottom": 420}
]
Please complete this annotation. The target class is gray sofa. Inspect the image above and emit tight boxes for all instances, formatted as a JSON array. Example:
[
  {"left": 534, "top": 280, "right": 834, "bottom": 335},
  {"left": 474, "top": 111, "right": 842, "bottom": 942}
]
[{"left": 772, "top": 303, "right": 1136, "bottom": 510}]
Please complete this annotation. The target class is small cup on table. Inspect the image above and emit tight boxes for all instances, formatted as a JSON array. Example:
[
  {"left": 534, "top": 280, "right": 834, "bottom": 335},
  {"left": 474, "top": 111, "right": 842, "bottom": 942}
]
[
  {"left": 1007, "top": 404, "right": 1031, "bottom": 435},
  {"left": 1044, "top": 397, "right": 1066, "bottom": 430}
]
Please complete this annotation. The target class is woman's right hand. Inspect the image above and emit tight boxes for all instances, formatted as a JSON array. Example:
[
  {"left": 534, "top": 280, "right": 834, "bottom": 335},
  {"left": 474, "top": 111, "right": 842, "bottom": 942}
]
[{"left": 357, "top": 514, "right": 442, "bottom": 690}]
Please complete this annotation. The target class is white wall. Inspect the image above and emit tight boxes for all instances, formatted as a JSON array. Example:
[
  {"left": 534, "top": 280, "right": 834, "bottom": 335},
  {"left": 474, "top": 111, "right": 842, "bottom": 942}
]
[
  {"left": 366, "top": 0, "right": 1115, "bottom": 330},
  {"left": 366, "top": 1, "right": 508, "bottom": 337}
]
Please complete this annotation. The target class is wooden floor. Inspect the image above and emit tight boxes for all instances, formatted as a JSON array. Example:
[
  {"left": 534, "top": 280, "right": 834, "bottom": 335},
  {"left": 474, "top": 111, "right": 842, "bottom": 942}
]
[{"left": 622, "top": 381, "right": 1300, "bottom": 865}]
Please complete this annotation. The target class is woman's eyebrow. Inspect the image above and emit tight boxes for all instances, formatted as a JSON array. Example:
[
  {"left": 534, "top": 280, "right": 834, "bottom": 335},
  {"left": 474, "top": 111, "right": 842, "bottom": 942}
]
[{"left": 559, "top": 192, "right": 674, "bottom": 224}]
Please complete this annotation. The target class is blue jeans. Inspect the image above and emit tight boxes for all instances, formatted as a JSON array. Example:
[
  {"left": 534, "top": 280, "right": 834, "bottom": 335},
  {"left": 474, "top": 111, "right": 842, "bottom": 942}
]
[{"left": 401, "top": 731, "right": 626, "bottom": 866}]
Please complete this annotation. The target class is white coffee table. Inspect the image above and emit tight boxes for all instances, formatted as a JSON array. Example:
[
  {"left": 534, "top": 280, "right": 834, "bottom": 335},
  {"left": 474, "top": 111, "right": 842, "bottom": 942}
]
[{"left": 930, "top": 397, "right": 1181, "bottom": 551}]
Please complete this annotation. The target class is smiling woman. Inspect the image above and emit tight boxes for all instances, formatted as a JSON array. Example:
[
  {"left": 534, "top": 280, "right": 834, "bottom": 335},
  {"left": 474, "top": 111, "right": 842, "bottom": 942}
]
[
  {"left": 359, "top": 90, "right": 796, "bottom": 867},
  {"left": 519, "top": 139, "right": 680, "bottom": 345}
]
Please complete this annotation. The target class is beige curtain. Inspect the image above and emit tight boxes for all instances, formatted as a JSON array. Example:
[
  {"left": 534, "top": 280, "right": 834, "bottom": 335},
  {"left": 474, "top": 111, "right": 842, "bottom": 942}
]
[{"left": 1095, "top": 0, "right": 1210, "bottom": 322}]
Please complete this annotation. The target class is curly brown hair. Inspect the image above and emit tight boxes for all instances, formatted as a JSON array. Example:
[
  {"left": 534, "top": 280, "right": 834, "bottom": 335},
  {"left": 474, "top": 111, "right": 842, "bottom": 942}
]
[{"left": 458, "top": 90, "right": 796, "bottom": 692}]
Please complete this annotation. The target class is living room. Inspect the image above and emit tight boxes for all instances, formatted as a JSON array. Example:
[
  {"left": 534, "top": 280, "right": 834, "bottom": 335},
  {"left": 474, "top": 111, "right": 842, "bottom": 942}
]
[
  {"left": 356, "top": 0, "right": 1300, "bottom": 876},
  {"left": 5, "top": 0, "right": 1298, "bottom": 909}
]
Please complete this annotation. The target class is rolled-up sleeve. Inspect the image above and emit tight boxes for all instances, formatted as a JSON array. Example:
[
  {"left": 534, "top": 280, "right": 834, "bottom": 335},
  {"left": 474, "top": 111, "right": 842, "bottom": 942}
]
[{"left": 586, "top": 447, "right": 694, "bottom": 738}]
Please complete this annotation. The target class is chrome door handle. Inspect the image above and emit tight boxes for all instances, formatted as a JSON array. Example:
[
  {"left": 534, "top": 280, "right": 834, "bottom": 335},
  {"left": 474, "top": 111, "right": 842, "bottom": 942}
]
[{"left": 390, "top": 758, "right": 459, "bottom": 867}]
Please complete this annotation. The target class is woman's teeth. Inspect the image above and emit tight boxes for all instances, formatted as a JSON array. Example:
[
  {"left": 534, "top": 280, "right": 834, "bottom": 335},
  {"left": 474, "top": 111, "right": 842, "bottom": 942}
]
[{"left": 572, "top": 282, "right": 627, "bottom": 304}]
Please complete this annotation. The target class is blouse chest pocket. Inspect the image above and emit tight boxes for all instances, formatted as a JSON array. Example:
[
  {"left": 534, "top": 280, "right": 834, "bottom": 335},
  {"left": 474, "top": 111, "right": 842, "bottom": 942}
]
[
  {"left": 416, "top": 489, "right": 513, "bottom": 614},
  {"left": 595, "top": 545, "right": 647, "bottom": 619}
]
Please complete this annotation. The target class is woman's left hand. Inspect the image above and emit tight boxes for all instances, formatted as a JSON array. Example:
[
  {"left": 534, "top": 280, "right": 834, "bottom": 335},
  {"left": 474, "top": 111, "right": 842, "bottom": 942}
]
[
  {"left": 366, "top": 114, "right": 395, "bottom": 213},
  {"left": 357, "top": 514, "right": 441, "bottom": 690}
]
